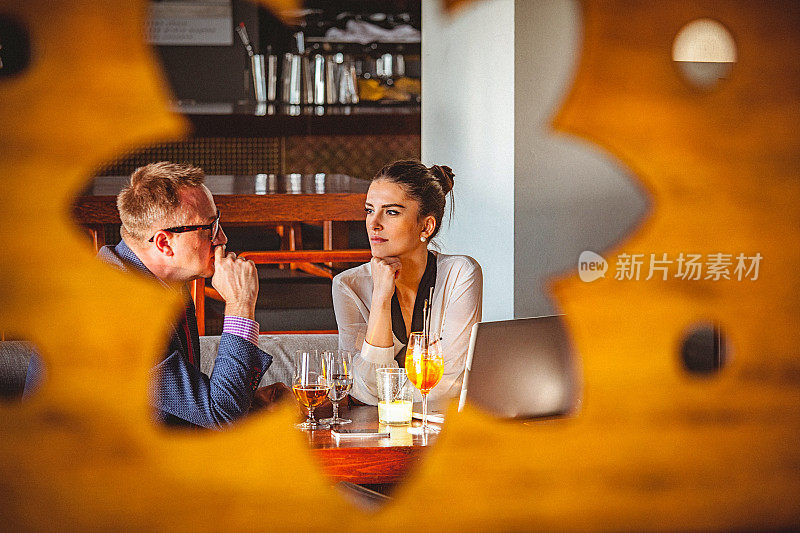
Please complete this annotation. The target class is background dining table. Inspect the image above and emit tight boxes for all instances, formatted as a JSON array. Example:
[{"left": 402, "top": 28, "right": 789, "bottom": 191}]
[{"left": 72, "top": 173, "right": 369, "bottom": 249}]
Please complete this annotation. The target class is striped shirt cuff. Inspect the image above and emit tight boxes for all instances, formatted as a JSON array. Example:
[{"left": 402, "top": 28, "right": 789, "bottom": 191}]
[{"left": 223, "top": 315, "right": 260, "bottom": 346}]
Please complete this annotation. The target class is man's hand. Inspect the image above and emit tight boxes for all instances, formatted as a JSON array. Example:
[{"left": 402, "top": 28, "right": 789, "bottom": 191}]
[
  {"left": 211, "top": 246, "right": 258, "bottom": 319},
  {"left": 370, "top": 256, "right": 401, "bottom": 304}
]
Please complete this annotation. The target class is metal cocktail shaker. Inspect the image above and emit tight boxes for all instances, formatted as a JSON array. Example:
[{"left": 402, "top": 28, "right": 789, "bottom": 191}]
[
  {"left": 282, "top": 51, "right": 360, "bottom": 105},
  {"left": 251, "top": 54, "right": 277, "bottom": 103},
  {"left": 312, "top": 53, "right": 326, "bottom": 105},
  {"left": 266, "top": 52, "right": 277, "bottom": 101},
  {"left": 282, "top": 53, "right": 303, "bottom": 104},
  {"left": 338, "top": 59, "right": 360, "bottom": 104},
  {"left": 251, "top": 54, "right": 267, "bottom": 102}
]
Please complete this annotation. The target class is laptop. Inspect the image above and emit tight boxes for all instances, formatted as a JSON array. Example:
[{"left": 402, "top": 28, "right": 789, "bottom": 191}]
[{"left": 458, "top": 315, "right": 581, "bottom": 419}]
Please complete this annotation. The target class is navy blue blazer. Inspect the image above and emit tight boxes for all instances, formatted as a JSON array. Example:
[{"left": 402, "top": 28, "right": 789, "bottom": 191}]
[{"left": 25, "top": 240, "right": 272, "bottom": 429}]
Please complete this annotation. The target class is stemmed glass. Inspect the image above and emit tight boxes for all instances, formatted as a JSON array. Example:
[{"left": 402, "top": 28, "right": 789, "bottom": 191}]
[
  {"left": 292, "top": 349, "right": 330, "bottom": 430},
  {"left": 404, "top": 332, "right": 444, "bottom": 435},
  {"left": 319, "top": 349, "right": 353, "bottom": 426}
]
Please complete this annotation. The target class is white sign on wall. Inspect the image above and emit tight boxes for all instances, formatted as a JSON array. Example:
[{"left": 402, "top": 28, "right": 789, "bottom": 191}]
[{"left": 147, "top": 1, "right": 233, "bottom": 46}]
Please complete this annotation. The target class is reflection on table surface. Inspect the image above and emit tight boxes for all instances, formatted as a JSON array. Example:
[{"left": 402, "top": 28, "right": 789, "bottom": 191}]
[
  {"left": 84, "top": 174, "right": 370, "bottom": 196},
  {"left": 304, "top": 404, "right": 441, "bottom": 449}
]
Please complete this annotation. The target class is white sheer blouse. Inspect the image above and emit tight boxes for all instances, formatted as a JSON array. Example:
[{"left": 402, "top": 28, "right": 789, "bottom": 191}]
[{"left": 331, "top": 252, "right": 483, "bottom": 405}]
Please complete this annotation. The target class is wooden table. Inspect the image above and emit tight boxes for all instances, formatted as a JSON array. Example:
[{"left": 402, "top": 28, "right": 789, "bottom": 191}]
[{"left": 307, "top": 404, "right": 440, "bottom": 485}]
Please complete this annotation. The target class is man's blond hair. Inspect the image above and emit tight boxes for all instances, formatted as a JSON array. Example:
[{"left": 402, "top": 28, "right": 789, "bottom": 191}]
[{"left": 117, "top": 162, "right": 206, "bottom": 242}]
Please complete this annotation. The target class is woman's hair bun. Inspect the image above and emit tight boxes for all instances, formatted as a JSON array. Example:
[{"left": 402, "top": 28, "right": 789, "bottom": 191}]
[{"left": 430, "top": 164, "right": 455, "bottom": 194}]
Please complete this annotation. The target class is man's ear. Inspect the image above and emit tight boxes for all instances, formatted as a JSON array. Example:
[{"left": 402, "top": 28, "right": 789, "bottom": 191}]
[{"left": 152, "top": 232, "right": 174, "bottom": 257}]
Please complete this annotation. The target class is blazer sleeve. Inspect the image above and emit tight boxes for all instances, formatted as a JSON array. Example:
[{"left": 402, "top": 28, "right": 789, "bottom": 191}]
[{"left": 153, "top": 333, "right": 272, "bottom": 429}]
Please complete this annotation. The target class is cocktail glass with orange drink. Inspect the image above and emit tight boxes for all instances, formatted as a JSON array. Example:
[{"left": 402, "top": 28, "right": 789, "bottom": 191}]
[{"left": 405, "top": 332, "right": 444, "bottom": 434}]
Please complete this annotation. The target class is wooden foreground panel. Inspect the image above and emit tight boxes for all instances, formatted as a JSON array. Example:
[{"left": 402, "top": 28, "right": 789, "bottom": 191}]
[
  {"left": 550, "top": 0, "right": 800, "bottom": 529},
  {"left": 0, "top": 0, "right": 798, "bottom": 531}
]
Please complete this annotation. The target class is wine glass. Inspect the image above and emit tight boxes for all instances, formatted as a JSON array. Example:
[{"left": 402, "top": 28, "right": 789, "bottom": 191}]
[
  {"left": 319, "top": 349, "right": 353, "bottom": 426},
  {"left": 404, "top": 332, "right": 444, "bottom": 435},
  {"left": 292, "top": 349, "right": 330, "bottom": 430}
]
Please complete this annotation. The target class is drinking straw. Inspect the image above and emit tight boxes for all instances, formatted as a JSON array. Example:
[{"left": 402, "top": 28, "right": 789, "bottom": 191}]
[
  {"left": 422, "top": 300, "right": 428, "bottom": 345},
  {"left": 428, "top": 287, "right": 434, "bottom": 340}
]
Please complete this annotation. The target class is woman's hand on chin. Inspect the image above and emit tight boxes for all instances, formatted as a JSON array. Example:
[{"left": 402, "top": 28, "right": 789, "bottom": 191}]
[{"left": 370, "top": 256, "right": 402, "bottom": 303}]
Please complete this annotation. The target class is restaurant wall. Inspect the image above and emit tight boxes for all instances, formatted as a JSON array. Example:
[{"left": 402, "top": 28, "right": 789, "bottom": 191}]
[
  {"left": 422, "top": 0, "right": 647, "bottom": 322},
  {"left": 155, "top": 0, "right": 259, "bottom": 103},
  {"left": 513, "top": 0, "right": 649, "bottom": 317},
  {"left": 421, "top": 0, "right": 516, "bottom": 322}
]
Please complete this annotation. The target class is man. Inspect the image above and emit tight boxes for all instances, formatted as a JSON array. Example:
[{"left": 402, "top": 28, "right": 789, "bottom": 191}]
[{"left": 26, "top": 162, "right": 280, "bottom": 429}]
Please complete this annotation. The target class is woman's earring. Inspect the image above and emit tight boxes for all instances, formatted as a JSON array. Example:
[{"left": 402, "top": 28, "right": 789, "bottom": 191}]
[{"left": 420, "top": 235, "right": 427, "bottom": 242}]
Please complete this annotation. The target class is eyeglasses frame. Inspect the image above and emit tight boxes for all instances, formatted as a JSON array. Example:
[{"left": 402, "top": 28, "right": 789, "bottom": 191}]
[{"left": 148, "top": 209, "right": 221, "bottom": 243}]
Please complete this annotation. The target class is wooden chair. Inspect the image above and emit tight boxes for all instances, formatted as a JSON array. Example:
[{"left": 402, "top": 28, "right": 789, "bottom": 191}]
[
  {"left": 82, "top": 223, "right": 370, "bottom": 335},
  {"left": 191, "top": 249, "right": 372, "bottom": 335}
]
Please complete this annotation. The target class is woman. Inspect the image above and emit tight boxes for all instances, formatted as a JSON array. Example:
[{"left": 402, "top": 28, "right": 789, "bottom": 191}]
[{"left": 332, "top": 160, "right": 483, "bottom": 405}]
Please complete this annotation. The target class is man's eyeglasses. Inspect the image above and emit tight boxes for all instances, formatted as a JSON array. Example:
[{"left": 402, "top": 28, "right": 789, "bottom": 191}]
[{"left": 148, "top": 209, "right": 221, "bottom": 242}]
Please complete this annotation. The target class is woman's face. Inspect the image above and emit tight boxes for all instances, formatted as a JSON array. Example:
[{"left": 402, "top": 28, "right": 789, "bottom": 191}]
[{"left": 365, "top": 179, "right": 433, "bottom": 259}]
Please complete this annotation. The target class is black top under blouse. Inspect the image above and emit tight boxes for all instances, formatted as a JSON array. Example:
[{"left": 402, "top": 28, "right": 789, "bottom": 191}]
[{"left": 391, "top": 251, "right": 437, "bottom": 367}]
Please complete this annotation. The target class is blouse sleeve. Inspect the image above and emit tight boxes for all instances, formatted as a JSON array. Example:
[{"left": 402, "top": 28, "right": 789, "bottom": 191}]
[
  {"left": 428, "top": 258, "right": 483, "bottom": 402},
  {"left": 331, "top": 274, "right": 398, "bottom": 405}
]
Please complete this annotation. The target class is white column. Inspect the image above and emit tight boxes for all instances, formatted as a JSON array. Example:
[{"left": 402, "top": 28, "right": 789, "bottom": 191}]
[
  {"left": 514, "top": 0, "right": 647, "bottom": 317},
  {"left": 422, "top": 0, "right": 516, "bottom": 321}
]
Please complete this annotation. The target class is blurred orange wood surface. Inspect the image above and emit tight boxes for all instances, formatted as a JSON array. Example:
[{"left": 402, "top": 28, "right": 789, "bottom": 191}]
[{"left": 0, "top": 0, "right": 798, "bottom": 531}]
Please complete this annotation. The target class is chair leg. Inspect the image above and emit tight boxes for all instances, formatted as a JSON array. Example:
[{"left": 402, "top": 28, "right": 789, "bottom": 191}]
[
  {"left": 323, "top": 221, "right": 350, "bottom": 269},
  {"left": 277, "top": 223, "right": 302, "bottom": 270},
  {"left": 276, "top": 224, "right": 288, "bottom": 270},
  {"left": 289, "top": 222, "right": 302, "bottom": 271}
]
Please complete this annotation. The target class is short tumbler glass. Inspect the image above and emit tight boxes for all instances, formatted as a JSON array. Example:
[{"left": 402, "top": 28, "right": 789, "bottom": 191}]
[{"left": 376, "top": 367, "right": 413, "bottom": 425}]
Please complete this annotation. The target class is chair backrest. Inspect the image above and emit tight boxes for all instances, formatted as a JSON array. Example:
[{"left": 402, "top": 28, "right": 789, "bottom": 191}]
[
  {"left": 0, "top": 335, "right": 340, "bottom": 401},
  {"left": 458, "top": 315, "right": 581, "bottom": 419},
  {"left": 200, "top": 333, "right": 339, "bottom": 387}
]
